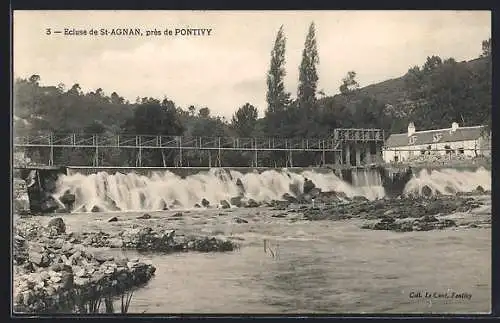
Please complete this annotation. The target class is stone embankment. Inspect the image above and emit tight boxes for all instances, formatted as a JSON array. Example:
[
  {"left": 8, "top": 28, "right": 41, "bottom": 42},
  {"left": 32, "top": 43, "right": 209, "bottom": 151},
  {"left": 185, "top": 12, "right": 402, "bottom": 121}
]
[{"left": 13, "top": 216, "right": 239, "bottom": 313}]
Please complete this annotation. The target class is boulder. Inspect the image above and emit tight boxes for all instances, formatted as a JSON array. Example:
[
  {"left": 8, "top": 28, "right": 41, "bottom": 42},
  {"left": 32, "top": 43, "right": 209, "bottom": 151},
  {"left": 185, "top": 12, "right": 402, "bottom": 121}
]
[
  {"left": 220, "top": 200, "right": 231, "bottom": 209},
  {"left": 159, "top": 200, "right": 168, "bottom": 210},
  {"left": 91, "top": 205, "right": 103, "bottom": 213},
  {"left": 234, "top": 217, "right": 248, "bottom": 224},
  {"left": 171, "top": 200, "right": 182, "bottom": 208},
  {"left": 246, "top": 199, "right": 260, "bottom": 208},
  {"left": 28, "top": 251, "right": 50, "bottom": 267},
  {"left": 379, "top": 216, "right": 395, "bottom": 223},
  {"left": 108, "top": 237, "right": 123, "bottom": 248},
  {"left": 303, "top": 178, "right": 316, "bottom": 194},
  {"left": 309, "top": 187, "right": 322, "bottom": 198},
  {"left": 194, "top": 204, "right": 201, "bottom": 208},
  {"left": 201, "top": 198, "right": 210, "bottom": 207},
  {"left": 300, "top": 194, "right": 313, "bottom": 203},
  {"left": 336, "top": 192, "right": 349, "bottom": 200},
  {"left": 107, "top": 216, "right": 118, "bottom": 222},
  {"left": 282, "top": 193, "right": 298, "bottom": 203},
  {"left": 394, "top": 219, "right": 414, "bottom": 232},
  {"left": 475, "top": 185, "right": 485, "bottom": 194},
  {"left": 230, "top": 196, "right": 243, "bottom": 207},
  {"left": 47, "top": 217, "right": 66, "bottom": 234},
  {"left": 421, "top": 185, "right": 433, "bottom": 198},
  {"left": 317, "top": 191, "right": 339, "bottom": 203},
  {"left": 137, "top": 213, "right": 152, "bottom": 219},
  {"left": 420, "top": 214, "right": 439, "bottom": 223},
  {"left": 373, "top": 200, "right": 385, "bottom": 210},
  {"left": 92, "top": 251, "right": 114, "bottom": 263},
  {"left": 107, "top": 200, "right": 121, "bottom": 211},
  {"left": 59, "top": 192, "right": 76, "bottom": 205}
]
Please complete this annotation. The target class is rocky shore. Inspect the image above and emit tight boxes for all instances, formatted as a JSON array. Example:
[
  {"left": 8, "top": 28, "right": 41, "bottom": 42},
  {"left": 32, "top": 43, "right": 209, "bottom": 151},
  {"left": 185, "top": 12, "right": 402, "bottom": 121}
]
[
  {"left": 298, "top": 188, "right": 489, "bottom": 232},
  {"left": 13, "top": 216, "right": 239, "bottom": 313}
]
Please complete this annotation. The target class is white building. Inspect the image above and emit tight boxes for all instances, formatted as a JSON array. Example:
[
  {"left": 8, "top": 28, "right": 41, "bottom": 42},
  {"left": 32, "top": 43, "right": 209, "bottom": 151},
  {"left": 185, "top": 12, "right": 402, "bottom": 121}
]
[{"left": 382, "top": 122, "right": 491, "bottom": 163}]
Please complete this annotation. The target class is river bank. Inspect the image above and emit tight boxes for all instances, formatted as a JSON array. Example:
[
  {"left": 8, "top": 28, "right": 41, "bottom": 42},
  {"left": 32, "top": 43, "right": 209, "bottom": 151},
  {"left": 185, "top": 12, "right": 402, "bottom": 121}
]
[{"left": 13, "top": 215, "right": 239, "bottom": 313}]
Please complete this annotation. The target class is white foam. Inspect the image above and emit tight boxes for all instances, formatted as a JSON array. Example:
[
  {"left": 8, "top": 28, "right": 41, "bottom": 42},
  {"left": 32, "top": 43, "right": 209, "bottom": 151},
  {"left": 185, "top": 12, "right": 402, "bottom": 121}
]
[
  {"left": 52, "top": 168, "right": 386, "bottom": 212},
  {"left": 403, "top": 167, "right": 491, "bottom": 196}
]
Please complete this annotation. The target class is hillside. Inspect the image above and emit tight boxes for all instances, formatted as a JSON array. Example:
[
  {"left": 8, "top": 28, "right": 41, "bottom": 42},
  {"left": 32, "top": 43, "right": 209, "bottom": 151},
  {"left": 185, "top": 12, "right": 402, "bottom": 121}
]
[
  {"left": 330, "top": 56, "right": 490, "bottom": 113},
  {"left": 321, "top": 55, "right": 491, "bottom": 135}
]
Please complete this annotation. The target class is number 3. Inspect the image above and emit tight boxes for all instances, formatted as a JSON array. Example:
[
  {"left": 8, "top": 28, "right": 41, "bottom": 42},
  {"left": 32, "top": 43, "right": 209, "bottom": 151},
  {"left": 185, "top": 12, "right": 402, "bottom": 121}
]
[{"left": 46, "top": 28, "right": 51, "bottom": 35}]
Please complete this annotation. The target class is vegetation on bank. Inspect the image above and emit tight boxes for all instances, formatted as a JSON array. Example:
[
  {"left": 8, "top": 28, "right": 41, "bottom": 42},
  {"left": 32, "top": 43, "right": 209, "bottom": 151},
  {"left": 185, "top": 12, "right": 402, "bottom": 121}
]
[{"left": 14, "top": 22, "right": 491, "bottom": 167}]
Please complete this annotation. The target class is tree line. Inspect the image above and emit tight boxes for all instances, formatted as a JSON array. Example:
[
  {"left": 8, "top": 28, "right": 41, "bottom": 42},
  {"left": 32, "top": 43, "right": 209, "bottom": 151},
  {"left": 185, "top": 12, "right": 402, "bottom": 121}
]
[{"left": 13, "top": 23, "right": 491, "bottom": 167}]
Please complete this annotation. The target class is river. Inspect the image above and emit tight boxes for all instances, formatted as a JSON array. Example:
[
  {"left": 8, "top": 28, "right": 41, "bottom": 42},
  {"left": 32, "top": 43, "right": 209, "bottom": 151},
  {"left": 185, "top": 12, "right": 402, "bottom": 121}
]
[{"left": 57, "top": 205, "right": 491, "bottom": 314}]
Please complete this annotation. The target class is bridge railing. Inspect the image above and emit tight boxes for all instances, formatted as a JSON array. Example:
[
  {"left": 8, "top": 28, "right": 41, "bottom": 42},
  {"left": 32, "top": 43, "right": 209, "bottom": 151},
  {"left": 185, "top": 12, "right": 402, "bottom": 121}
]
[
  {"left": 13, "top": 132, "right": 390, "bottom": 153},
  {"left": 14, "top": 133, "right": 349, "bottom": 151}
]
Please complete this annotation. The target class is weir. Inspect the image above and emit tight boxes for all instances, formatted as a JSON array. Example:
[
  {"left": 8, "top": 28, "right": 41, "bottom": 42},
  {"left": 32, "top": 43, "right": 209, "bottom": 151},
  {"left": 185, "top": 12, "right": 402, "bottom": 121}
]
[{"left": 12, "top": 163, "right": 491, "bottom": 215}]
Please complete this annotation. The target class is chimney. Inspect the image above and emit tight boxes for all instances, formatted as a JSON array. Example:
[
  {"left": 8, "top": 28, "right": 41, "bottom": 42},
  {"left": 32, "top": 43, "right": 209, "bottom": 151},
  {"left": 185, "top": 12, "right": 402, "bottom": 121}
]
[
  {"left": 451, "top": 122, "right": 459, "bottom": 132},
  {"left": 407, "top": 122, "right": 416, "bottom": 137}
]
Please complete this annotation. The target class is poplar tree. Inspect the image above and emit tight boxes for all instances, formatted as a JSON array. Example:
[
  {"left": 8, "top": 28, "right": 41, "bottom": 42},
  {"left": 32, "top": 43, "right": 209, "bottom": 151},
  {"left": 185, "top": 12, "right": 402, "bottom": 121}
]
[
  {"left": 297, "top": 22, "right": 319, "bottom": 111},
  {"left": 265, "top": 25, "right": 290, "bottom": 134}
]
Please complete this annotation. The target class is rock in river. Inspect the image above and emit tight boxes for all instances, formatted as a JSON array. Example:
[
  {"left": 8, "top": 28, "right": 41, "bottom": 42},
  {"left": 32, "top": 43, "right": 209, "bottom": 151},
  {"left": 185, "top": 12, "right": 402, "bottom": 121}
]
[
  {"left": 234, "top": 217, "right": 248, "bottom": 224},
  {"left": 47, "top": 217, "right": 66, "bottom": 235},
  {"left": 201, "top": 198, "right": 210, "bottom": 207},
  {"left": 137, "top": 213, "right": 152, "bottom": 219},
  {"left": 303, "top": 178, "right": 316, "bottom": 195},
  {"left": 421, "top": 185, "right": 433, "bottom": 198},
  {"left": 220, "top": 200, "right": 231, "bottom": 209}
]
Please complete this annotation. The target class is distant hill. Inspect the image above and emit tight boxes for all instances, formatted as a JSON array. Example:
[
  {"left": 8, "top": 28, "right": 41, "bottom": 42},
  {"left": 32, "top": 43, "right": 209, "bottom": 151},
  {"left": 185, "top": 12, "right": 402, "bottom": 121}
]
[{"left": 329, "top": 56, "right": 490, "bottom": 114}]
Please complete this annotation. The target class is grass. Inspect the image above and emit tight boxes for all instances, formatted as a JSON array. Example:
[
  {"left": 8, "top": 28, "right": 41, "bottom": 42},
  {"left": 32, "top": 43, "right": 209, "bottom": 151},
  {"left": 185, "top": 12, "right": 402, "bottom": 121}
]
[
  {"left": 263, "top": 239, "right": 280, "bottom": 260},
  {"left": 67, "top": 285, "right": 136, "bottom": 314}
]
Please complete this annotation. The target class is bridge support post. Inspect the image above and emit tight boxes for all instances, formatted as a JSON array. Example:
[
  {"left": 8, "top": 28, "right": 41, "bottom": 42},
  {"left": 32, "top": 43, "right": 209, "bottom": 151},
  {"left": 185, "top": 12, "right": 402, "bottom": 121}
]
[
  {"left": 216, "top": 137, "right": 222, "bottom": 167},
  {"left": 49, "top": 132, "right": 54, "bottom": 166},
  {"left": 365, "top": 145, "right": 371, "bottom": 165},
  {"left": 136, "top": 147, "right": 142, "bottom": 167},
  {"left": 286, "top": 150, "right": 293, "bottom": 168},
  {"left": 375, "top": 144, "right": 381, "bottom": 164},
  {"left": 335, "top": 149, "right": 342, "bottom": 166},
  {"left": 94, "top": 134, "right": 99, "bottom": 167},
  {"left": 178, "top": 137, "right": 183, "bottom": 167},
  {"left": 322, "top": 140, "right": 326, "bottom": 166},
  {"left": 345, "top": 145, "right": 351, "bottom": 166},
  {"left": 355, "top": 147, "right": 361, "bottom": 167}
]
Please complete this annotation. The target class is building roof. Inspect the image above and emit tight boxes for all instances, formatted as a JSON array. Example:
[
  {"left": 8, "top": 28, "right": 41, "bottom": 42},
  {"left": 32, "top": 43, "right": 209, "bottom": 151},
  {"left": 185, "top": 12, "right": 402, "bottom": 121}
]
[{"left": 385, "top": 126, "right": 485, "bottom": 148}]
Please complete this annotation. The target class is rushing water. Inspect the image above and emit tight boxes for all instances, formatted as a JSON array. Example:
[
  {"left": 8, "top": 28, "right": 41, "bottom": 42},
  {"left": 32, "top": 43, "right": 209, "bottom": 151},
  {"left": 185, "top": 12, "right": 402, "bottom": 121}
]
[
  {"left": 53, "top": 168, "right": 386, "bottom": 212},
  {"left": 403, "top": 167, "right": 491, "bottom": 196},
  {"left": 44, "top": 167, "right": 491, "bottom": 314},
  {"left": 52, "top": 167, "right": 490, "bottom": 213}
]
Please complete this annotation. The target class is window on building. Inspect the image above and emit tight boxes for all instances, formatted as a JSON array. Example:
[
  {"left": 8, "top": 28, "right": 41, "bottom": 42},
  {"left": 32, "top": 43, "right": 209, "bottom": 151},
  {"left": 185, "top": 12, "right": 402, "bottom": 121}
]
[
  {"left": 394, "top": 156, "right": 399, "bottom": 162},
  {"left": 458, "top": 148, "right": 465, "bottom": 154},
  {"left": 409, "top": 136, "right": 417, "bottom": 145},
  {"left": 444, "top": 145, "right": 452, "bottom": 154}
]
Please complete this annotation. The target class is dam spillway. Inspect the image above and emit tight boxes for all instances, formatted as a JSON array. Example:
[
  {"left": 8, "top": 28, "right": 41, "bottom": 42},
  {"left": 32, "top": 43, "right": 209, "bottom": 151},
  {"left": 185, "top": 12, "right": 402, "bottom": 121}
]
[{"left": 13, "top": 165, "right": 491, "bottom": 214}]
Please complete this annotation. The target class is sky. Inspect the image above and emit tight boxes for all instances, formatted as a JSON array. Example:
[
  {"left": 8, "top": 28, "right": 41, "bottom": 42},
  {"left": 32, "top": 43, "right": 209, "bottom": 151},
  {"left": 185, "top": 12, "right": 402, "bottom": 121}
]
[{"left": 13, "top": 10, "right": 491, "bottom": 119}]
